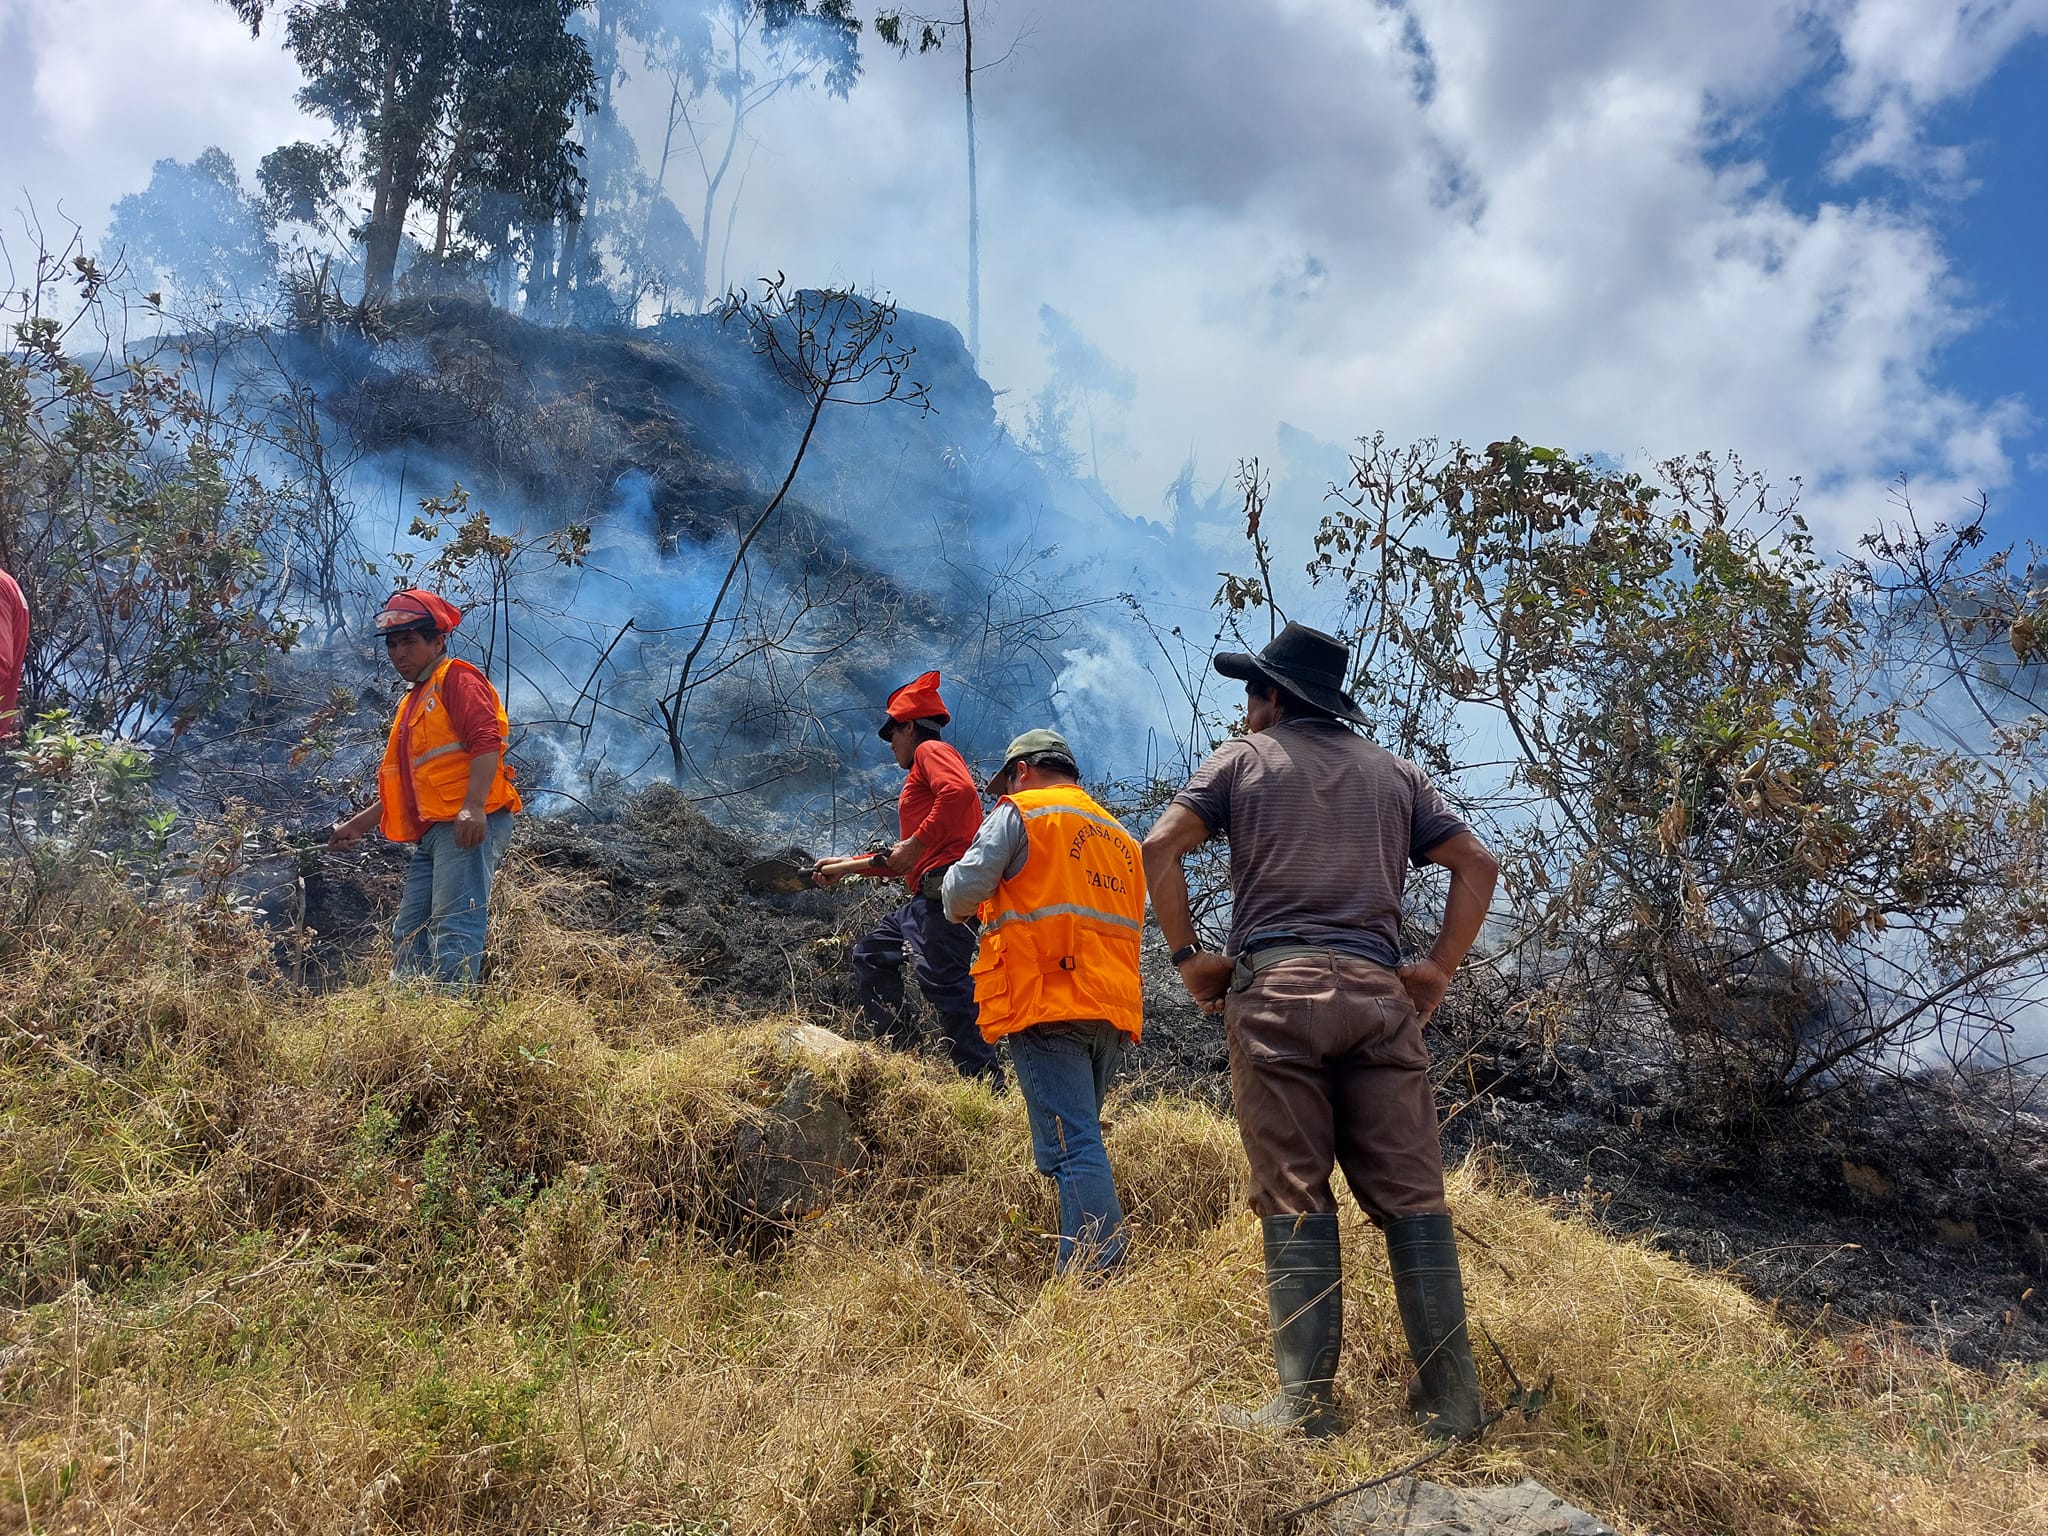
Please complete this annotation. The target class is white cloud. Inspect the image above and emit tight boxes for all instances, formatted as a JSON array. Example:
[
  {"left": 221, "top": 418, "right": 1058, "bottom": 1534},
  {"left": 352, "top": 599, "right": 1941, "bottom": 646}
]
[
  {"left": 1826, "top": 0, "right": 2048, "bottom": 178},
  {"left": 1834, "top": 0, "right": 2048, "bottom": 100},
  {"left": 0, "top": 0, "right": 2037, "bottom": 554},
  {"left": 0, "top": 0, "right": 310, "bottom": 239},
  {"left": 797, "top": 0, "right": 2035, "bottom": 547}
]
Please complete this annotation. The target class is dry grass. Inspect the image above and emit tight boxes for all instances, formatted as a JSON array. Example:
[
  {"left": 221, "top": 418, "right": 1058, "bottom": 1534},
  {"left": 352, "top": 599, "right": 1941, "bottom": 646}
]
[{"left": 2, "top": 880, "right": 2044, "bottom": 1535}]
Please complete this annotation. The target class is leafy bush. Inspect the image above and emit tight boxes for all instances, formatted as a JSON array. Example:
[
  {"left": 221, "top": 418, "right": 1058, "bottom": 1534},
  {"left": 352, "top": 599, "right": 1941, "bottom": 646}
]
[
  {"left": 1225, "top": 436, "right": 2048, "bottom": 1111},
  {"left": 0, "top": 234, "right": 302, "bottom": 739},
  {"left": 2, "top": 711, "right": 166, "bottom": 947}
]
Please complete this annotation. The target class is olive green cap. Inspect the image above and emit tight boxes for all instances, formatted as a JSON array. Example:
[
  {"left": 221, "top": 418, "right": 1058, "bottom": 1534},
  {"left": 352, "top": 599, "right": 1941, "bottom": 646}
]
[{"left": 986, "top": 728, "right": 1078, "bottom": 796}]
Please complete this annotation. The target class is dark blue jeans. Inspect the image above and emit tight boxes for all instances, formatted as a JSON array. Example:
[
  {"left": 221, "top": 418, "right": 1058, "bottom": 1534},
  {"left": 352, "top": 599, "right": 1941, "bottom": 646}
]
[
  {"left": 850, "top": 893, "right": 999, "bottom": 1082},
  {"left": 1008, "top": 1020, "right": 1128, "bottom": 1274}
]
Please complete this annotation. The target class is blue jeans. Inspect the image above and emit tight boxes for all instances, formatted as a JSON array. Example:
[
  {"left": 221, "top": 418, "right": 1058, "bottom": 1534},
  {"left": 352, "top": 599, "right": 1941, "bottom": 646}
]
[
  {"left": 391, "top": 810, "right": 515, "bottom": 987},
  {"left": 1007, "top": 1020, "right": 1128, "bottom": 1273}
]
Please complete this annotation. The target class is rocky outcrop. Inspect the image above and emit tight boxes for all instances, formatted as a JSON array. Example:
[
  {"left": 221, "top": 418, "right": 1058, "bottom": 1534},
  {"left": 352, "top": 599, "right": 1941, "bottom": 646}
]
[{"left": 734, "top": 1055, "right": 864, "bottom": 1226}]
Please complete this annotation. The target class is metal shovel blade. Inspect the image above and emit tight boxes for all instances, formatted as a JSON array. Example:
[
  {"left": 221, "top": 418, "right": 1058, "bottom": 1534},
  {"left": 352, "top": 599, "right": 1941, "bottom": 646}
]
[{"left": 742, "top": 848, "right": 818, "bottom": 895}]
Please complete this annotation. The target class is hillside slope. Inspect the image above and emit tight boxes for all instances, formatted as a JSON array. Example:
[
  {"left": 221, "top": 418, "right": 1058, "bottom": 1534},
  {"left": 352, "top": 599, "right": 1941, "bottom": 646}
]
[
  {"left": 4, "top": 872, "right": 2044, "bottom": 1536},
  {"left": 242, "top": 294, "right": 1189, "bottom": 808}
]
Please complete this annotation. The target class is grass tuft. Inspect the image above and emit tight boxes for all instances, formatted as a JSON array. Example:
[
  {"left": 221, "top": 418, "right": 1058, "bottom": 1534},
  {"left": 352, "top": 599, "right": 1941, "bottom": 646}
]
[{"left": 2, "top": 878, "right": 2043, "bottom": 1533}]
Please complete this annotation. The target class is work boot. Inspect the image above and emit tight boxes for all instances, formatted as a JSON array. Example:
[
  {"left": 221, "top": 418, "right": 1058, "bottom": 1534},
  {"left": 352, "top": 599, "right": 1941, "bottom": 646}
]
[
  {"left": 1384, "top": 1212, "right": 1485, "bottom": 1440},
  {"left": 1223, "top": 1212, "right": 1343, "bottom": 1437}
]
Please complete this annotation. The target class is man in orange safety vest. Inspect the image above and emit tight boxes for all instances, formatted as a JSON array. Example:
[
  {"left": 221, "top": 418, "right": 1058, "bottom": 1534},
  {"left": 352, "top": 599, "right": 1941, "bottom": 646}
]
[
  {"left": 329, "top": 589, "right": 521, "bottom": 985},
  {"left": 942, "top": 728, "right": 1145, "bottom": 1274}
]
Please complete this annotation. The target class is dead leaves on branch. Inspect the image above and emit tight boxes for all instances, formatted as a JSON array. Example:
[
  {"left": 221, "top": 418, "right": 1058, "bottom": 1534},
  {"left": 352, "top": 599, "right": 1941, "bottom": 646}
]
[{"left": 1261, "top": 435, "right": 2048, "bottom": 1106}]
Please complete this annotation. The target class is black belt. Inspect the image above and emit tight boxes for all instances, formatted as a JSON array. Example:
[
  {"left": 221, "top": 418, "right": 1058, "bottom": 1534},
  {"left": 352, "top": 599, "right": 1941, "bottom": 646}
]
[{"left": 916, "top": 863, "right": 955, "bottom": 900}]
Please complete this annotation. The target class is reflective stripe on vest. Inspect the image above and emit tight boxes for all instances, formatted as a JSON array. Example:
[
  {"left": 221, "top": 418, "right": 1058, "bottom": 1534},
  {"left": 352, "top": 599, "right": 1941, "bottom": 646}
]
[
  {"left": 376, "top": 655, "right": 521, "bottom": 844},
  {"left": 1018, "top": 800, "right": 1128, "bottom": 836},
  {"left": 981, "top": 900, "right": 1144, "bottom": 937},
  {"left": 971, "top": 784, "right": 1146, "bottom": 1044}
]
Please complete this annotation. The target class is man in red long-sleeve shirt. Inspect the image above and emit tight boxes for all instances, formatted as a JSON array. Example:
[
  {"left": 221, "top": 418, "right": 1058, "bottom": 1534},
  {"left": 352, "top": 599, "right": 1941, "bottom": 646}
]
[
  {"left": 821, "top": 670, "right": 998, "bottom": 1083},
  {"left": 0, "top": 564, "right": 28, "bottom": 742}
]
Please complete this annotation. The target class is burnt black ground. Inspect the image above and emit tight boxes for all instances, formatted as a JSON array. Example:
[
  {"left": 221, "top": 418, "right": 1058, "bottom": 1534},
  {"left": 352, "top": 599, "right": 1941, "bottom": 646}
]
[
  {"left": 1428, "top": 1029, "right": 2048, "bottom": 1371},
  {"left": 295, "top": 787, "right": 2048, "bottom": 1370}
]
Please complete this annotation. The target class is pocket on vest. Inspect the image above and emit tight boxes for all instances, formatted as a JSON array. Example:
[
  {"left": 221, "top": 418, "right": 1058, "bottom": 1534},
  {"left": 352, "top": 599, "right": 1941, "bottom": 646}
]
[
  {"left": 1072, "top": 926, "right": 1140, "bottom": 1015},
  {"left": 970, "top": 936, "right": 1006, "bottom": 996}
]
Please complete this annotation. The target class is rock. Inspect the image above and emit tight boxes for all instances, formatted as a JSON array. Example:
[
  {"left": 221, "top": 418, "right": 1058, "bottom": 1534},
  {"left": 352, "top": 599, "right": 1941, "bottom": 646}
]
[
  {"left": 1327, "top": 1478, "right": 1625, "bottom": 1536},
  {"left": 780, "top": 1022, "right": 860, "bottom": 1063},
  {"left": 734, "top": 1071, "right": 862, "bottom": 1222}
]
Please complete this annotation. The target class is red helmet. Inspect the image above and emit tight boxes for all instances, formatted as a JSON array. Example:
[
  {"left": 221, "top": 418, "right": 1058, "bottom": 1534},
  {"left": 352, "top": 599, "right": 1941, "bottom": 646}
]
[{"left": 375, "top": 589, "right": 463, "bottom": 638}]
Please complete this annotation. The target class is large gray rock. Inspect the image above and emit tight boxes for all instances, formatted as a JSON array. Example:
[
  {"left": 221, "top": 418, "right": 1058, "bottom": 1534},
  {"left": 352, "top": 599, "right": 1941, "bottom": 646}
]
[
  {"left": 734, "top": 1070, "right": 862, "bottom": 1222},
  {"left": 1327, "top": 1478, "right": 1624, "bottom": 1536}
]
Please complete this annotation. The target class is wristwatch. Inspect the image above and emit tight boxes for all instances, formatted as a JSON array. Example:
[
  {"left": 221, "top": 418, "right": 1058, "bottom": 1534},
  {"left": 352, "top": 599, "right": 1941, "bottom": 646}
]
[{"left": 1170, "top": 943, "right": 1201, "bottom": 966}]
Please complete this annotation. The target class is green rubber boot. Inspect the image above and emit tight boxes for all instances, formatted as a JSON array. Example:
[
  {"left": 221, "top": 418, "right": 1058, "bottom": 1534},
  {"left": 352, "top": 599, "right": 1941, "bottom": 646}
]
[
  {"left": 1224, "top": 1212, "right": 1344, "bottom": 1437},
  {"left": 1385, "top": 1212, "right": 1485, "bottom": 1440}
]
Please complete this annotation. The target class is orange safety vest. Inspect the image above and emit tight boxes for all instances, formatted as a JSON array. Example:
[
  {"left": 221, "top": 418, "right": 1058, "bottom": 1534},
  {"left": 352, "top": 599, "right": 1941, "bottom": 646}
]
[
  {"left": 971, "top": 784, "right": 1146, "bottom": 1044},
  {"left": 377, "top": 655, "right": 521, "bottom": 843}
]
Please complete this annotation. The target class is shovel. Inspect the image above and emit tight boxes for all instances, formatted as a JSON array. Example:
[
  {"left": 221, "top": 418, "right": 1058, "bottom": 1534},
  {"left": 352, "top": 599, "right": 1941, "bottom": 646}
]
[
  {"left": 742, "top": 845, "right": 893, "bottom": 894},
  {"left": 742, "top": 848, "right": 823, "bottom": 894}
]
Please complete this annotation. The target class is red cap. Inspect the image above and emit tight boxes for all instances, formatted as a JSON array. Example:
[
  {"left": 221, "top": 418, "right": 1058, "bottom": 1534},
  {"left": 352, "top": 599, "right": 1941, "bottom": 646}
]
[
  {"left": 878, "top": 670, "right": 949, "bottom": 738},
  {"left": 375, "top": 589, "right": 463, "bottom": 637}
]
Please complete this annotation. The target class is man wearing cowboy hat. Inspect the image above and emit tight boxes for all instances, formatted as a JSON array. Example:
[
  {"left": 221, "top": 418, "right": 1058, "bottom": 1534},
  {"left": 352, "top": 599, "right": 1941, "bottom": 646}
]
[
  {"left": 816, "top": 671, "right": 1000, "bottom": 1084},
  {"left": 940, "top": 729, "right": 1146, "bottom": 1274},
  {"left": 1141, "top": 622, "right": 1499, "bottom": 1440},
  {"left": 328, "top": 589, "right": 522, "bottom": 986}
]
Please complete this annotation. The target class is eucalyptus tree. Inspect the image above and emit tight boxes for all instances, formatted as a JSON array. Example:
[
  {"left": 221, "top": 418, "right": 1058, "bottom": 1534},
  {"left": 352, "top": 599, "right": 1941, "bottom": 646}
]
[
  {"left": 224, "top": 0, "right": 596, "bottom": 302},
  {"left": 105, "top": 148, "right": 280, "bottom": 312},
  {"left": 875, "top": 4, "right": 1007, "bottom": 359},
  {"left": 635, "top": 2, "right": 863, "bottom": 307},
  {"left": 452, "top": 0, "right": 601, "bottom": 312},
  {"left": 543, "top": 0, "right": 704, "bottom": 318}
]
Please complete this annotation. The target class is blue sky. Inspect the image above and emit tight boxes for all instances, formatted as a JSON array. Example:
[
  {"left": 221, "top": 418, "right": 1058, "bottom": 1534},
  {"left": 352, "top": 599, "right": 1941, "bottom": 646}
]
[
  {"left": 1916, "top": 35, "right": 2047, "bottom": 540},
  {"left": 1721, "top": 27, "right": 2047, "bottom": 551},
  {"left": 0, "top": 0, "right": 2043, "bottom": 560}
]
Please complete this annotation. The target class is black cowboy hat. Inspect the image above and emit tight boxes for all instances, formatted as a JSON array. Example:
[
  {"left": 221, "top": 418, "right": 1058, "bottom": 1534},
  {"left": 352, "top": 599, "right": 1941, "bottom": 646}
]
[{"left": 1213, "top": 621, "right": 1369, "bottom": 726}]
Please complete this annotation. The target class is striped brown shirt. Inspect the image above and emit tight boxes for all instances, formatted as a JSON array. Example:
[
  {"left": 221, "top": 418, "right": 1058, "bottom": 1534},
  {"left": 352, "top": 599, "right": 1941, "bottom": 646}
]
[{"left": 1172, "top": 717, "right": 1468, "bottom": 966}]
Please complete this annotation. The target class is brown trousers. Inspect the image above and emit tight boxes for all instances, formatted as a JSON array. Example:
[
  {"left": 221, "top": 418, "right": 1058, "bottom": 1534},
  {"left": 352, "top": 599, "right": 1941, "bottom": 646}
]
[{"left": 1226, "top": 952, "right": 1449, "bottom": 1222}]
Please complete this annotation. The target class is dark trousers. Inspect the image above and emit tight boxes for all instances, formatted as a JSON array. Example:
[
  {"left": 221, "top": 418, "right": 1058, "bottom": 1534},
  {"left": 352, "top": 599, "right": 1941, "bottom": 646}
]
[{"left": 850, "top": 893, "right": 1000, "bottom": 1082}]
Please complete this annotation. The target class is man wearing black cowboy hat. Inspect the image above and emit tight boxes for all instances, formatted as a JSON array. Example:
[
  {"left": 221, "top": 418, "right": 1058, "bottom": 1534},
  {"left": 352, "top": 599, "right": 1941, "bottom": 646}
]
[{"left": 1141, "top": 621, "right": 1499, "bottom": 1440}]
